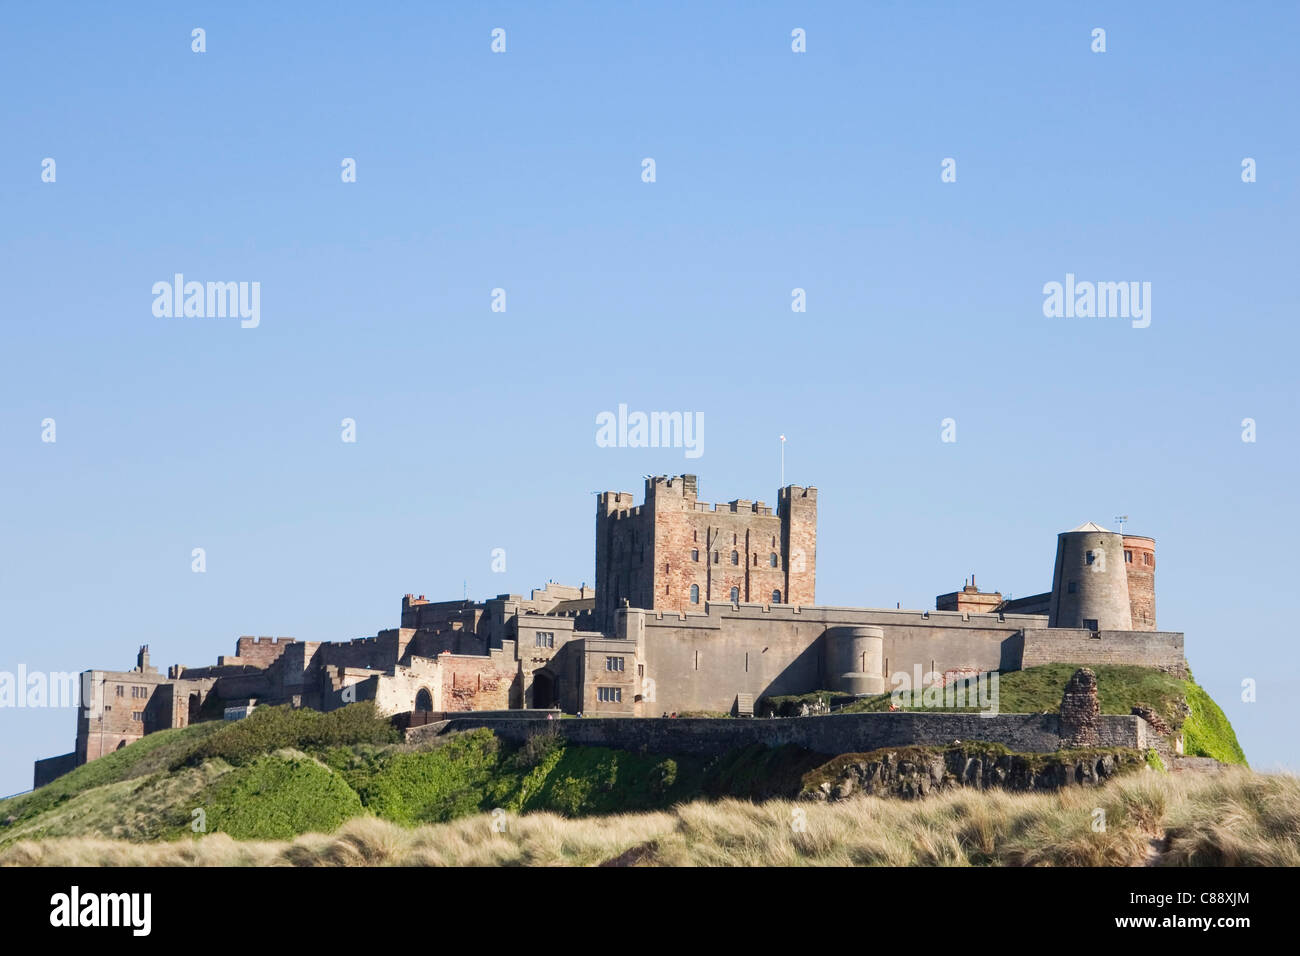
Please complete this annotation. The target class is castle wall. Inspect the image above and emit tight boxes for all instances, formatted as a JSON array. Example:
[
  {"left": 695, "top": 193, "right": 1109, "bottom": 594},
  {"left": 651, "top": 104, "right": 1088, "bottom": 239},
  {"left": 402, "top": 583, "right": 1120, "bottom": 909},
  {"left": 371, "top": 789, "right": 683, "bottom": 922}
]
[
  {"left": 622, "top": 605, "right": 1040, "bottom": 717},
  {"left": 229, "top": 636, "right": 296, "bottom": 669},
  {"left": 413, "top": 711, "right": 1152, "bottom": 757},
  {"left": 401, "top": 596, "right": 485, "bottom": 634},
  {"left": 315, "top": 632, "right": 403, "bottom": 671},
  {"left": 1021, "top": 629, "right": 1186, "bottom": 676},
  {"left": 577, "top": 638, "right": 639, "bottom": 716},
  {"left": 369, "top": 658, "right": 440, "bottom": 715},
  {"left": 438, "top": 646, "right": 518, "bottom": 712},
  {"left": 33, "top": 752, "right": 77, "bottom": 788},
  {"left": 514, "top": 616, "right": 581, "bottom": 709},
  {"left": 75, "top": 668, "right": 173, "bottom": 764}
]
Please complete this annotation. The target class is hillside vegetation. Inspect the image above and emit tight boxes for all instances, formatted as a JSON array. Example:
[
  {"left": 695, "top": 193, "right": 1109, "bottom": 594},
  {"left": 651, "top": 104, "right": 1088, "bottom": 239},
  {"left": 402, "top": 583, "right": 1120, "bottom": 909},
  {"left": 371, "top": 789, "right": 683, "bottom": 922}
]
[
  {"left": 5, "top": 766, "right": 1296, "bottom": 867},
  {"left": 0, "top": 666, "right": 1247, "bottom": 851},
  {"left": 0, "top": 706, "right": 835, "bottom": 844},
  {"left": 777, "top": 664, "right": 1247, "bottom": 765}
]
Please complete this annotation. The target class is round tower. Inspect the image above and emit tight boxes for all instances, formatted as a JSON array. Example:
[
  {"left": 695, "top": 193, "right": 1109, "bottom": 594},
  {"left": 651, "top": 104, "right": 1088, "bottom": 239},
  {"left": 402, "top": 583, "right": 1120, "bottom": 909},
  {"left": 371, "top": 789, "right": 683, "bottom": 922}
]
[
  {"left": 827, "top": 625, "right": 885, "bottom": 696},
  {"left": 1048, "top": 523, "right": 1133, "bottom": 630},
  {"left": 1122, "top": 535, "right": 1156, "bottom": 631}
]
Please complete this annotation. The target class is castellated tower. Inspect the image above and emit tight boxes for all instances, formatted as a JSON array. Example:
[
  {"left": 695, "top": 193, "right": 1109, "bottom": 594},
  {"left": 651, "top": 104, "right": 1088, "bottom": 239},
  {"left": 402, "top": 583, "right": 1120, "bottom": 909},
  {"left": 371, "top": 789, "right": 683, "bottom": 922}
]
[
  {"left": 594, "top": 475, "right": 817, "bottom": 632},
  {"left": 1048, "top": 522, "right": 1133, "bottom": 630},
  {"left": 1122, "top": 535, "right": 1156, "bottom": 630}
]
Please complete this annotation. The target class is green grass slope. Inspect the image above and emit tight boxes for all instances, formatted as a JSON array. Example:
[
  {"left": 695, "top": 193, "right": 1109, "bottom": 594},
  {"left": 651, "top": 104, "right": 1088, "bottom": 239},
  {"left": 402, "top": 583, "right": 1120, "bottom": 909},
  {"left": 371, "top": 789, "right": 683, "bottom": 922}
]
[{"left": 833, "top": 664, "right": 1247, "bottom": 766}]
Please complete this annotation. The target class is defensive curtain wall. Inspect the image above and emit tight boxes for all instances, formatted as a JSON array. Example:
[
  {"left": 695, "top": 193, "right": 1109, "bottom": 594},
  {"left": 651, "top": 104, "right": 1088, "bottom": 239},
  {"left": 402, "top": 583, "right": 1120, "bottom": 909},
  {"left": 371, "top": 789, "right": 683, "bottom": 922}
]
[
  {"left": 545, "top": 603, "right": 1187, "bottom": 718},
  {"left": 407, "top": 711, "right": 1155, "bottom": 757}
]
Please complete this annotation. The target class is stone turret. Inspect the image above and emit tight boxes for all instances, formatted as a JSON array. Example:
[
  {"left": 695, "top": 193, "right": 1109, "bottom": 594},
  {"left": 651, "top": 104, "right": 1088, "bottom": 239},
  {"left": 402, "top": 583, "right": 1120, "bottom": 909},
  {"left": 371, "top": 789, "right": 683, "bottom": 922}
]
[
  {"left": 1048, "top": 522, "right": 1132, "bottom": 630},
  {"left": 826, "top": 626, "right": 885, "bottom": 696}
]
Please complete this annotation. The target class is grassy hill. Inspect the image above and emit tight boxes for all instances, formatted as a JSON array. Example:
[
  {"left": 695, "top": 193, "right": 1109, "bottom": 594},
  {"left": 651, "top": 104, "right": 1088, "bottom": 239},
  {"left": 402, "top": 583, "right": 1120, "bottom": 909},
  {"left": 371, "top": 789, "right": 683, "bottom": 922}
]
[
  {"left": 0, "top": 705, "right": 830, "bottom": 845},
  {"left": 5, "top": 765, "right": 1296, "bottom": 867},
  {"left": 770, "top": 664, "right": 1248, "bottom": 766},
  {"left": 0, "top": 665, "right": 1248, "bottom": 854}
]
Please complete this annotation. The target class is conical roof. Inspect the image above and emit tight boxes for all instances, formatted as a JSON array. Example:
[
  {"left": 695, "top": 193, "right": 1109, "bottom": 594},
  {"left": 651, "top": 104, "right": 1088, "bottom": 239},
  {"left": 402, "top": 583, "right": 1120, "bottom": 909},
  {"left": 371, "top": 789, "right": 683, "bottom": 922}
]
[{"left": 1067, "top": 521, "right": 1112, "bottom": 533}]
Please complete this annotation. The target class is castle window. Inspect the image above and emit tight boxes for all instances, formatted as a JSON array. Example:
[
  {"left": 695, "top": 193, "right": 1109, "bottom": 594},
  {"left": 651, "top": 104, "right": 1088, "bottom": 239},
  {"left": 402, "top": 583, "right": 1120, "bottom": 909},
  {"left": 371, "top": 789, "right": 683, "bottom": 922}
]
[
  {"left": 1144, "top": 553, "right": 1153, "bottom": 566},
  {"left": 730, "top": 550, "right": 738, "bottom": 565},
  {"left": 770, "top": 553, "right": 779, "bottom": 567},
  {"left": 1124, "top": 550, "right": 1133, "bottom": 563},
  {"left": 1067, "top": 581, "right": 1077, "bottom": 594},
  {"left": 691, "top": 549, "right": 699, "bottom": 562},
  {"left": 753, "top": 553, "right": 758, "bottom": 566},
  {"left": 713, "top": 552, "right": 719, "bottom": 563},
  {"left": 132, "top": 711, "right": 143, "bottom": 722},
  {"left": 772, "top": 535, "right": 776, "bottom": 547},
  {"left": 605, "top": 656, "right": 625, "bottom": 672},
  {"left": 535, "top": 632, "right": 555, "bottom": 648},
  {"left": 115, "top": 685, "right": 124, "bottom": 698},
  {"left": 597, "top": 687, "right": 622, "bottom": 703},
  {"left": 1085, "top": 551, "right": 1095, "bottom": 565},
  {"left": 729, "top": 587, "right": 739, "bottom": 602},
  {"left": 771, "top": 589, "right": 782, "bottom": 603},
  {"left": 733, "top": 533, "right": 737, "bottom": 544},
  {"left": 689, "top": 584, "right": 700, "bottom": 604}
]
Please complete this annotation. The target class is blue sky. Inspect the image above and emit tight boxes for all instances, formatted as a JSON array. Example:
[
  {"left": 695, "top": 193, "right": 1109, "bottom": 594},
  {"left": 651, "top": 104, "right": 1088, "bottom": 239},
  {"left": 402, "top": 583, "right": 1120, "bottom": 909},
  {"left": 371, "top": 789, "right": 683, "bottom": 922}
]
[{"left": 1, "top": 2, "right": 1296, "bottom": 794}]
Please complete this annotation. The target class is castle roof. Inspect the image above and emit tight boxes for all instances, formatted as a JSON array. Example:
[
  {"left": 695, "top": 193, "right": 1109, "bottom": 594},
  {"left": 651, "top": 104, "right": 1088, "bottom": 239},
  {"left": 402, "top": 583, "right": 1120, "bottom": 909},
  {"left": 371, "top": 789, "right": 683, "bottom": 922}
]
[{"left": 1067, "top": 521, "right": 1112, "bottom": 533}]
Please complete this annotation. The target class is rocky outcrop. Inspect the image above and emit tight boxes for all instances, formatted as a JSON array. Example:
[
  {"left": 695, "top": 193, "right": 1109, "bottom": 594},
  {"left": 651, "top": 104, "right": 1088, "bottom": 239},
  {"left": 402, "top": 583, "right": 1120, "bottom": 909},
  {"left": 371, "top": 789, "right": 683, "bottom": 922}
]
[{"left": 800, "top": 745, "right": 1140, "bottom": 801}]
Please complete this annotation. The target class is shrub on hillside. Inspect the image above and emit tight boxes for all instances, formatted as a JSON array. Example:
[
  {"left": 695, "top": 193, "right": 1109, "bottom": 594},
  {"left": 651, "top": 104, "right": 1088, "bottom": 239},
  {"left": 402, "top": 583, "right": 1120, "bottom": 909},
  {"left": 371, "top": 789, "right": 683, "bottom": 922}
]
[
  {"left": 198, "top": 754, "right": 365, "bottom": 841},
  {"left": 650, "top": 758, "right": 678, "bottom": 795},
  {"left": 176, "top": 702, "right": 400, "bottom": 768},
  {"left": 516, "top": 726, "right": 562, "bottom": 769},
  {"left": 352, "top": 730, "right": 503, "bottom": 825}
]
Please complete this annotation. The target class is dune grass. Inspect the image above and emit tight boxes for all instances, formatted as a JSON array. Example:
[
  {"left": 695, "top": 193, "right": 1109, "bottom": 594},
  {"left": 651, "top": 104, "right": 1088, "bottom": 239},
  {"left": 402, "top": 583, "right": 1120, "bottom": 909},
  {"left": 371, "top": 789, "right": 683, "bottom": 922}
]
[{"left": 4, "top": 766, "right": 1293, "bottom": 867}]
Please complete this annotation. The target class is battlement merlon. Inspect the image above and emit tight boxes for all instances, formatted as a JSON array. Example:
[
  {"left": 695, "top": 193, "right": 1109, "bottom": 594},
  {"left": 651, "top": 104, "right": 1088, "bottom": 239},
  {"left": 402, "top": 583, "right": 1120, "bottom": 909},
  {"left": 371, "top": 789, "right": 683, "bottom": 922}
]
[
  {"left": 600, "top": 476, "right": 815, "bottom": 518},
  {"left": 597, "top": 491, "right": 637, "bottom": 516},
  {"left": 778, "top": 484, "right": 818, "bottom": 510},
  {"left": 644, "top": 474, "right": 698, "bottom": 504}
]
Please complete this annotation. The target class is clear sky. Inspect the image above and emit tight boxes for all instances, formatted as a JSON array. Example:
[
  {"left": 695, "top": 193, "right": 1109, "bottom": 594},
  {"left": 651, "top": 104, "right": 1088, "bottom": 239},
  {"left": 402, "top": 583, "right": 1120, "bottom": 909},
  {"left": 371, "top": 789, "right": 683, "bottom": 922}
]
[{"left": 1, "top": 2, "right": 1296, "bottom": 794}]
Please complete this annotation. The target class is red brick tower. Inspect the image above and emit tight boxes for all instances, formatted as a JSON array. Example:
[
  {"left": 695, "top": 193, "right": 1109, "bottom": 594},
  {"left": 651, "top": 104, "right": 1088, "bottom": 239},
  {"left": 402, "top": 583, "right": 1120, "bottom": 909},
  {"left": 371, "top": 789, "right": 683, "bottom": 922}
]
[{"left": 1122, "top": 535, "right": 1156, "bottom": 630}]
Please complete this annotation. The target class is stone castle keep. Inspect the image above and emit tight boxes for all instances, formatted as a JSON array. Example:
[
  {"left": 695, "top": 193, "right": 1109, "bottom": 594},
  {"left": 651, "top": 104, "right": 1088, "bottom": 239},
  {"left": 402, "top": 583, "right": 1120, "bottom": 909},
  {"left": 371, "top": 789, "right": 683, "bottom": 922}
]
[{"left": 33, "top": 475, "right": 1187, "bottom": 786}]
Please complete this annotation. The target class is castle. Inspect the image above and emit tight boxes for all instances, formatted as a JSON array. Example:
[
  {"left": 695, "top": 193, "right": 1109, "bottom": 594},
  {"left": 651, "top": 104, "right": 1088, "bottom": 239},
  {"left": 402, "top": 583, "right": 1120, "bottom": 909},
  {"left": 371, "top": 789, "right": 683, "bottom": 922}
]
[{"left": 33, "top": 475, "right": 1185, "bottom": 786}]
